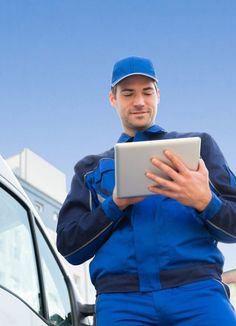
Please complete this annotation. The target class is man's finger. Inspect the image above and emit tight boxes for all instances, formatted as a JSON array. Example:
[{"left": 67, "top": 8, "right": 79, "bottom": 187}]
[{"left": 163, "top": 149, "right": 188, "bottom": 174}]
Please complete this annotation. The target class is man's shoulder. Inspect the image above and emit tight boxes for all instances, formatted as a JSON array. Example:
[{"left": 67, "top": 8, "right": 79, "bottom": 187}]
[
  {"left": 164, "top": 131, "right": 218, "bottom": 157},
  {"left": 164, "top": 130, "right": 212, "bottom": 140},
  {"left": 74, "top": 148, "right": 114, "bottom": 174}
]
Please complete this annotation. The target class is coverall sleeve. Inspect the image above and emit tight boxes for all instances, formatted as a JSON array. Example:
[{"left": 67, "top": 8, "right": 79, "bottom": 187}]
[
  {"left": 197, "top": 133, "right": 236, "bottom": 243},
  {"left": 56, "top": 161, "right": 124, "bottom": 265}
]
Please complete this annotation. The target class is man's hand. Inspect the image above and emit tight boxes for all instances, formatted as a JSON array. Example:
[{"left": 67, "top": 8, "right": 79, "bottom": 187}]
[
  {"left": 145, "top": 149, "right": 212, "bottom": 212},
  {"left": 112, "top": 187, "right": 144, "bottom": 211}
]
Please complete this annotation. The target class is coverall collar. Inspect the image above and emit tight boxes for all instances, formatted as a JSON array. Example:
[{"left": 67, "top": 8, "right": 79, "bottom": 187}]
[{"left": 117, "top": 124, "right": 166, "bottom": 143}]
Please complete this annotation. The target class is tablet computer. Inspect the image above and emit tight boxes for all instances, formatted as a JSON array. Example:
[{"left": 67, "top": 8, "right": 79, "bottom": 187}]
[{"left": 115, "top": 137, "right": 201, "bottom": 198}]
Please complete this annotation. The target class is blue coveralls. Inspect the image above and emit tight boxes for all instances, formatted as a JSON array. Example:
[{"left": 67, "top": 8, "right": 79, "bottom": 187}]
[{"left": 57, "top": 125, "right": 236, "bottom": 325}]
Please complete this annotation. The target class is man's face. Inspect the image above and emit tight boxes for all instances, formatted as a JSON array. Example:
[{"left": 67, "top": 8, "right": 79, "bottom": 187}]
[{"left": 109, "top": 75, "right": 160, "bottom": 136}]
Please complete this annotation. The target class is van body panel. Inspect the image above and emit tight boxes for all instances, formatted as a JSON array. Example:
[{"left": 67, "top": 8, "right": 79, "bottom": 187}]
[
  {"left": 0, "top": 155, "right": 93, "bottom": 325},
  {"left": 0, "top": 287, "right": 47, "bottom": 326}
]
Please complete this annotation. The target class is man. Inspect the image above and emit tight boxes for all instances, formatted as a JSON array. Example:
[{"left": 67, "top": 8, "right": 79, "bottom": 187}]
[{"left": 57, "top": 56, "right": 236, "bottom": 325}]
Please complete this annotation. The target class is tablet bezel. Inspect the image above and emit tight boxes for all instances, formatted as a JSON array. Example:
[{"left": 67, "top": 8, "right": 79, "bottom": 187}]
[{"left": 115, "top": 137, "right": 201, "bottom": 198}]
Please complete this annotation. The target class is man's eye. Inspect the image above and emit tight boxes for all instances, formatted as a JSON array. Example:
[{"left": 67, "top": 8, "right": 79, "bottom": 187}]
[
  {"left": 144, "top": 90, "right": 154, "bottom": 95},
  {"left": 122, "top": 91, "right": 133, "bottom": 96}
]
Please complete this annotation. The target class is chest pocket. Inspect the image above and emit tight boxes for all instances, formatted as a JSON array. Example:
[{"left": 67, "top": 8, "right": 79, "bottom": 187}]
[{"left": 87, "top": 159, "right": 115, "bottom": 202}]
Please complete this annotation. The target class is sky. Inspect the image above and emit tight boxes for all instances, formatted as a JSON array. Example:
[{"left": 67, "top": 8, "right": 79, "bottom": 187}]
[{"left": 0, "top": 0, "right": 236, "bottom": 268}]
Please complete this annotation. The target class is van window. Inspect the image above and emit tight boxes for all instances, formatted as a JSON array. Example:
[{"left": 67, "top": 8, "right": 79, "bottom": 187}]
[
  {"left": 0, "top": 186, "right": 41, "bottom": 313},
  {"left": 35, "top": 222, "right": 73, "bottom": 325}
]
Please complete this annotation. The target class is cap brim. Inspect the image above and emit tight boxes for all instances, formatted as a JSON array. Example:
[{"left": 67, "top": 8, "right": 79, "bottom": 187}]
[{"left": 111, "top": 72, "right": 158, "bottom": 88}]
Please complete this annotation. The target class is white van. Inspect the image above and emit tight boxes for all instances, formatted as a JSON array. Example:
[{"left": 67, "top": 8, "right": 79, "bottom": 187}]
[{"left": 0, "top": 155, "right": 95, "bottom": 326}]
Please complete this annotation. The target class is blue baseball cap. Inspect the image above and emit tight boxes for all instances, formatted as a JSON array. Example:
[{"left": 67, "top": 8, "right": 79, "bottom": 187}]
[{"left": 111, "top": 56, "right": 158, "bottom": 88}]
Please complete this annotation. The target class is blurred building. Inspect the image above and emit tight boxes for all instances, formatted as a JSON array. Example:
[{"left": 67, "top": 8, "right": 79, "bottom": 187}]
[
  {"left": 7, "top": 148, "right": 96, "bottom": 304},
  {"left": 222, "top": 269, "right": 236, "bottom": 309}
]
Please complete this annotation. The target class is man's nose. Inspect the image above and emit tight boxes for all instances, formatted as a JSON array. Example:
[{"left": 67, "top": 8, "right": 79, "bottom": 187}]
[{"left": 133, "top": 93, "right": 145, "bottom": 106}]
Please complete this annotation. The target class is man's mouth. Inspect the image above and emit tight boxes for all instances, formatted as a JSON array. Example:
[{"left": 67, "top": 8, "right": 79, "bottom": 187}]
[{"left": 130, "top": 111, "right": 148, "bottom": 115}]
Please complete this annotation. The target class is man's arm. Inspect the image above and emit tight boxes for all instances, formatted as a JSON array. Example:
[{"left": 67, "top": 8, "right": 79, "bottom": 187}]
[
  {"left": 146, "top": 133, "right": 236, "bottom": 243},
  {"left": 56, "top": 162, "right": 144, "bottom": 265},
  {"left": 56, "top": 163, "right": 123, "bottom": 265}
]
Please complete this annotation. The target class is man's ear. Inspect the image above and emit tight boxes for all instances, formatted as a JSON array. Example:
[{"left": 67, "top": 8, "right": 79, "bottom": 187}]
[{"left": 109, "top": 91, "right": 116, "bottom": 107}]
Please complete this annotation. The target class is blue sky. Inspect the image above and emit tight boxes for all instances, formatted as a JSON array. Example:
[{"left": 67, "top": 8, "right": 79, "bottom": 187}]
[
  {"left": 1, "top": 0, "right": 236, "bottom": 188},
  {"left": 0, "top": 1, "right": 236, "bottom": 269}
]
